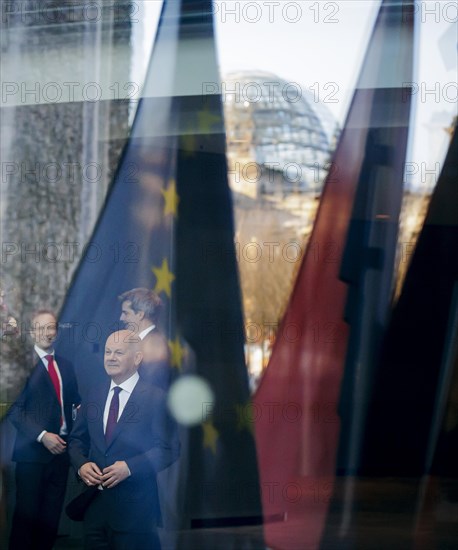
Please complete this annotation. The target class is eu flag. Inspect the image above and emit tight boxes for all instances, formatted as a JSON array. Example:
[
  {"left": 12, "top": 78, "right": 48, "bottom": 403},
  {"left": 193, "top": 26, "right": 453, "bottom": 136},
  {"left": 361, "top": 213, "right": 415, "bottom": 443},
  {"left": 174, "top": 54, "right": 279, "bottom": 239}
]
[{"left": 57, "top": 0, "right": 262, "bottom": 545}]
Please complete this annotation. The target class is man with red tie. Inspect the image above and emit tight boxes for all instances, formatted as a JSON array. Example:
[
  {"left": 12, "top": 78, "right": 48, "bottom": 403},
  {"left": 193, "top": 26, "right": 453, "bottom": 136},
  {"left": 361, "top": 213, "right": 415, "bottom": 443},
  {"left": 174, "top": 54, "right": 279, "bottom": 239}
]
[{"left": 7, "top": 309, "right": 80, "bottom": 550}]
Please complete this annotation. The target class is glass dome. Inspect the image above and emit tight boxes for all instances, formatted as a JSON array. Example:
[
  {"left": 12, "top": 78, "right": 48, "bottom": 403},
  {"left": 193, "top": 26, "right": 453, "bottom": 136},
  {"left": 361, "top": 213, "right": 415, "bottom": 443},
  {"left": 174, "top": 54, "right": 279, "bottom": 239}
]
[{"left": 223, "top": 71, "right": 339, "bottom": 196}]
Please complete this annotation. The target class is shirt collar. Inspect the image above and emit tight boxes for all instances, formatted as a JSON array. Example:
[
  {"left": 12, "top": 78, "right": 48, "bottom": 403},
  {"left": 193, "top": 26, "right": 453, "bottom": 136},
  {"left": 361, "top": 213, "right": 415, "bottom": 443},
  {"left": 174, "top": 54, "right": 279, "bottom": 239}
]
[
  {"left": 35, "top": 345, "right": 54, "bottom": 359},
  {"left": 138, "top": 324, "right": 155, "bottom": 340},
  {"left": 109, "top": 371, "right": 139, "bottom": 395}
]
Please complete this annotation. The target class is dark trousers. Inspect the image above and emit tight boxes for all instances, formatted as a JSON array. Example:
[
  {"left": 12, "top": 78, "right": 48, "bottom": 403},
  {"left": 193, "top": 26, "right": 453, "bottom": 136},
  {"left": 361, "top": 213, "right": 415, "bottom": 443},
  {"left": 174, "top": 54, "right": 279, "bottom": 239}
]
[
  {"left": 9, "top": 453, "right": 69, "bottom": 550},
  {"left": 84, "top": 493, "right": 161, "bottom": 550}
]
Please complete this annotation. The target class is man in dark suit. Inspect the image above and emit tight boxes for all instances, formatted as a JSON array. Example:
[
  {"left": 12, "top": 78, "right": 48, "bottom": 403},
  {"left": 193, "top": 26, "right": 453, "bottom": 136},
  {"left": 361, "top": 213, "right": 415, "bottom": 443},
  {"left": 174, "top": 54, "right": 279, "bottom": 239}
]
[
  {"left": 7, "top": 309, "right": 80, "bottom": 550},
  {"left": 68, "top": 330, "right": 180, "bottom": 549},
  {"left": 119, "top": 288, "right": 171, "bottom": 390}
]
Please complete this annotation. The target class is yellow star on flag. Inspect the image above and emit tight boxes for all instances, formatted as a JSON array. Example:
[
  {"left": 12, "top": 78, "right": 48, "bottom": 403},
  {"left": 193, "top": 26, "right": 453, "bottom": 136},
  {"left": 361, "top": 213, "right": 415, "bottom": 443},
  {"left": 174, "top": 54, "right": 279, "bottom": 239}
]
[
  {"left": 168, "top": 336, "right": 186, "bottom": 370},
  {"left": 181, "top": 131, "right": 196, "bottom": 157},
  {"left": 202, "top": 420, "right": 219, "bottom": 455},
  {"left": 152, "top": 258, "right": 175, "bottom": 297},
  {"left": 235, "top": 402, "right": 255, "bottom": 435},
  {"left": 161, "top": 179, "right": 179, "bottom": 217},
  {"left": 198, "top": 107, "right": 220, "bottom": 133}
]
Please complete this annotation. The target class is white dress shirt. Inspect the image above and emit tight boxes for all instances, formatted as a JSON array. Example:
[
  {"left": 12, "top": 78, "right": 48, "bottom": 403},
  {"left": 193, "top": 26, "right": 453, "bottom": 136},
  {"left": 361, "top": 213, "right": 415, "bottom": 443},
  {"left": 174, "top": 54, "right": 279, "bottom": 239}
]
[
  {"left": 138, "top": 324, "right": 155, "bottom": 341},
  {"left": 77, "top": 373, "right": 140, "bottom": 483},
  {"left": 102, "top": 371, "right": 140, "bottom": 432}
]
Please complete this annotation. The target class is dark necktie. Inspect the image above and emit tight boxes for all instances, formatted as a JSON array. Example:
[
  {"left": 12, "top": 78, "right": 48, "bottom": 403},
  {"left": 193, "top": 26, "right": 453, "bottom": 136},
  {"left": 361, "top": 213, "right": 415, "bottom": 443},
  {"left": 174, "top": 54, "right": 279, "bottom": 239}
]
[
  {"left": 105, "top": 387, "right": 122, "bottom": 444},
  {"left": 45, "top": 355, "right": 63, "bottom": 426}
]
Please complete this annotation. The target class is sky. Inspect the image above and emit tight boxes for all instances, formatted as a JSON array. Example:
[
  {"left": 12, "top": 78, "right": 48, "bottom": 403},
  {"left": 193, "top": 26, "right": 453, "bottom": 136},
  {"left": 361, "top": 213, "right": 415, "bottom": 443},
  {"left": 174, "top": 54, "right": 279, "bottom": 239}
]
[{"left": 135, "top": 0, "right": 457, "bottom": 192}]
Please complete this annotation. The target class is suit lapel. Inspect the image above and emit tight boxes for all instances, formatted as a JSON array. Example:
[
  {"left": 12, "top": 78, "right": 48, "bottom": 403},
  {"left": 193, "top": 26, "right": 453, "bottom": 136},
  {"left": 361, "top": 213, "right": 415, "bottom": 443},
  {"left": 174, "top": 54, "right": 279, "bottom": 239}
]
[
  {"left": 93, "top": 382, "right": 110, "bottom": 449},
  {"left": 56, "top": 356, "right": 70, "bottom": 399},
  {"left": 31, "top": 355, "right": 60, "bottom": 407}
]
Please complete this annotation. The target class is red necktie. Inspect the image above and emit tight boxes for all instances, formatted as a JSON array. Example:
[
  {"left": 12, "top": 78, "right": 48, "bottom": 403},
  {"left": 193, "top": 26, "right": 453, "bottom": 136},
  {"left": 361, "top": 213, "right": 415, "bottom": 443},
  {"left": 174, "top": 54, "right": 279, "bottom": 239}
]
[
  {"left": 45, "top": 355, "right": 63, "bottom": 426},
  {"left": 105, "top": 387, "right": 122, "bottom": 445}
]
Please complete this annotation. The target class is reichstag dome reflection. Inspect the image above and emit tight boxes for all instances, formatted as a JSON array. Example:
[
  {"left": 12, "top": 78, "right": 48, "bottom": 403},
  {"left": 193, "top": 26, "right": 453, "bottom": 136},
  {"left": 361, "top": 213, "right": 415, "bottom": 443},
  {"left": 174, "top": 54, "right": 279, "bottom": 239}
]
[{"left": 223, "top": 71, "right": 339, "bottom": 197}]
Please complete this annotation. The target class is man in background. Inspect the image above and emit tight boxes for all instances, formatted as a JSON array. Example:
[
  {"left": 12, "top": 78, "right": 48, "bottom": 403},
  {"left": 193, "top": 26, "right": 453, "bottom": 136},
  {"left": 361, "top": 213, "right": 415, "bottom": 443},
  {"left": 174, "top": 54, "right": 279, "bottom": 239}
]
[
  {"left": 119, "top": 288, "right": 171, "bottom": 390},
  {"left": 7, "top": 309, "right": 80, "bottom": 550}
]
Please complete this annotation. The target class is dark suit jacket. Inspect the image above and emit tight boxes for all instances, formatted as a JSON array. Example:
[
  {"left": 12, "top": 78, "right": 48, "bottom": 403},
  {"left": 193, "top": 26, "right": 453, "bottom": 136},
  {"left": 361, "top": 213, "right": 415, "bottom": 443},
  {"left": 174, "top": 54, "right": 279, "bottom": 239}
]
[
  {"left": 139, "top": 329, "right": 172, "bottom": 390},
  {"left": 68, "top": 378, "right": 180, "bottom": 532},
  {"left": 8, "top": 354, "right": 80, "bottom": 463}
]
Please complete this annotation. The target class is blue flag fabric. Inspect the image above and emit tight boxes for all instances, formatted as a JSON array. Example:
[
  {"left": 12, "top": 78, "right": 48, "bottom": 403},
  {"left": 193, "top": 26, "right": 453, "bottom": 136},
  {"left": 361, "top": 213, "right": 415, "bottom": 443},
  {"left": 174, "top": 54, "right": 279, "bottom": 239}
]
[{"left": 57, "top": 0, "right": 262, "bottom": 542}]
